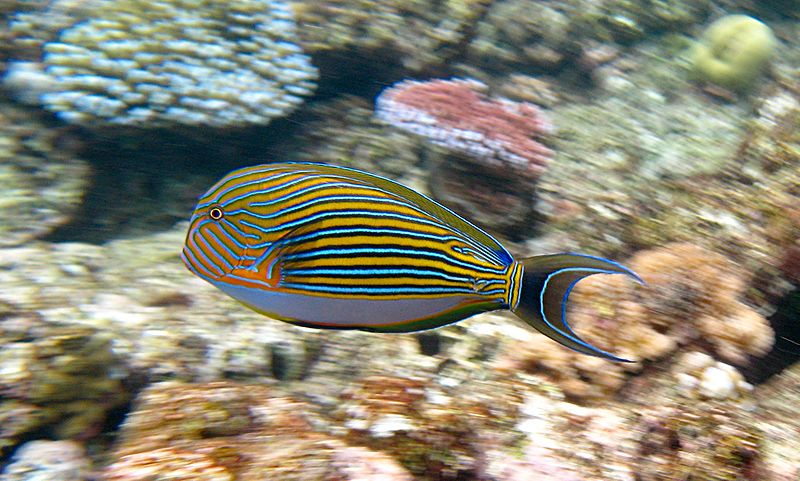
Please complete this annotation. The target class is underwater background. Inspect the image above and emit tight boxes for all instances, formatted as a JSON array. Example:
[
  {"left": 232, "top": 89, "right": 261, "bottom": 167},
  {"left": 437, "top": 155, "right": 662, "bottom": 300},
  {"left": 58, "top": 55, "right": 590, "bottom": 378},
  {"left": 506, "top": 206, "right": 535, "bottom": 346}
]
[{"left": 0, "top": 0, "right": 799, "bottom": 479}]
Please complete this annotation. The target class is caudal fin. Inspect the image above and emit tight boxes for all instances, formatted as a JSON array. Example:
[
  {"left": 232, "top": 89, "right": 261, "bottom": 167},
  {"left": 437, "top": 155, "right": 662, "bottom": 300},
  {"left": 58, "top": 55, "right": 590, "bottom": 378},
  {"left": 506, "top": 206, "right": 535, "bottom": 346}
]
[{"left": 512, "top": 253, "right": 643, "bottom": 362}]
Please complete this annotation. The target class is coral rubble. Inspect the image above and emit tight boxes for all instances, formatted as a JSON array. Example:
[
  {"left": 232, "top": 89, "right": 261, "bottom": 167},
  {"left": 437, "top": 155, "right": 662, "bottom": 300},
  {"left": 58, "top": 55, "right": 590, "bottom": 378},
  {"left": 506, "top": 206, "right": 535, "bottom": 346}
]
[{"left": 0, "top": 440, "right": 90, "bottom": 481}]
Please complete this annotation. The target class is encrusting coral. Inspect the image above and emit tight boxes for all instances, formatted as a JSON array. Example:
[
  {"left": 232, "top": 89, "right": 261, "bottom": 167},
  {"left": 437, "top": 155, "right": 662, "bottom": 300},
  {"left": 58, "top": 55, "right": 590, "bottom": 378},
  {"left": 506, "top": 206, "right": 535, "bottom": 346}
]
[
  {"left": 3, "top": 0, "right": 317, "bottom": 127},
  {"left": 497, "top": 243, "right": 774, "bottom": 400}
]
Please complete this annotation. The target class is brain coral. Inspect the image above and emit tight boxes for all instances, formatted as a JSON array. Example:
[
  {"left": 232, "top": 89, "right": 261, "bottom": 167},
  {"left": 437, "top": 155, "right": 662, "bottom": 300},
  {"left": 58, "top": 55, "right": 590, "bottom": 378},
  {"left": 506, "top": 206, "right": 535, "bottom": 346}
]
[
  {"left": 689, "top": 14, "right": 775, "bottom": 93},
  {"left": 4, "top": 0, "right": 317, "bottom": 127}
]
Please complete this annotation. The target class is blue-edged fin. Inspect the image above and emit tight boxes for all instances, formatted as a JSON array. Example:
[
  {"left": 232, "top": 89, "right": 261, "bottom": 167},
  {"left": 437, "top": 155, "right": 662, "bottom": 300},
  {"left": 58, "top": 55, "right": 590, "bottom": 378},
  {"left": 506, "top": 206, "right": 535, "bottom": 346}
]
[
  {"left": 511, "top": 253, "right": 644, "bottom": 362},
  {"left": 284, "top": 162, "right": 513, "bottom": 264}
]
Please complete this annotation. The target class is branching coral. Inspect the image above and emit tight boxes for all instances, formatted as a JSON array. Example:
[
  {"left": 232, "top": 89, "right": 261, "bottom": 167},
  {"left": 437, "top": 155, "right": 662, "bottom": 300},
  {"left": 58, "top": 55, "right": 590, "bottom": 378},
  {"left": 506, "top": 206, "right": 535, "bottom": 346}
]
[{"left": 4, "top": 0, "right": 317, "bottom": 127}]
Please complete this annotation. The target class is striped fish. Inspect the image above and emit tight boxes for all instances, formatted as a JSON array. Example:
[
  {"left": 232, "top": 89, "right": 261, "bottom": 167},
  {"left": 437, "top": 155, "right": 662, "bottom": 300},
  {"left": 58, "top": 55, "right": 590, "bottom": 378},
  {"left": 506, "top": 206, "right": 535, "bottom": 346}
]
[{"left": 182, "top": 162, "right": 642, "bottom": 361}]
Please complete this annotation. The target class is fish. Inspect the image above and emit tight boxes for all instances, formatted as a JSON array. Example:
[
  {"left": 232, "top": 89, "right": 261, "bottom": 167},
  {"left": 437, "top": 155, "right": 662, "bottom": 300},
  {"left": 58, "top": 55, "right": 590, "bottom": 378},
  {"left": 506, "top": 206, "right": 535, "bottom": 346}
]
[{"left": 182, "top": 162, "right": 642, "bottom": 361}]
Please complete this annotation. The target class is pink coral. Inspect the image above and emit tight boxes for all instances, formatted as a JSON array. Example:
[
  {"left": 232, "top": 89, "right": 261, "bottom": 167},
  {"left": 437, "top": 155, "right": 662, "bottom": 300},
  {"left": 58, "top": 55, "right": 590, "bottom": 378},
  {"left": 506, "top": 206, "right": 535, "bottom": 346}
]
[{"left": 375, "top": 78, "right": 552, "bottom": 174}]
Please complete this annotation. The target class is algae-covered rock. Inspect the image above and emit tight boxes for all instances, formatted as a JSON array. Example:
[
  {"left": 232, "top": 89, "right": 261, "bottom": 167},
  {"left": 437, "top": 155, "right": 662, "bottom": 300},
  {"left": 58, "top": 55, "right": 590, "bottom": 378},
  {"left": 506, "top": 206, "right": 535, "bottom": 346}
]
[
  {"left": 105, "top": 381, "right": 413, "bottom": 481},
  {"left": 0, "top": 314, "right": 127, "bottom": 455},
  {"left": 0, "top": 440, "right": 90, "bottom": 481},
  {"left": 465, "top": 0, "right": 709, "bottom": 72},
  {"left": 689, "top": 15, "right": 776, "bottom": 93},
  {"left": 292, "top": 0, "right": 492, "bottom": 72},
  {"left": 485, "top": 360, "right": 766, "bottom": 481},
  {"left": 289, "top": 95, "right": 426, "bottom": 182},
  {"left": 754, "top": 361, "right": 800, "bottom": 481},
  {"left": 534, "top": 38, "right": 798, "bottom": 303},
  {"left": 0, "top": 101, "right": 88, "bottom": 247}
]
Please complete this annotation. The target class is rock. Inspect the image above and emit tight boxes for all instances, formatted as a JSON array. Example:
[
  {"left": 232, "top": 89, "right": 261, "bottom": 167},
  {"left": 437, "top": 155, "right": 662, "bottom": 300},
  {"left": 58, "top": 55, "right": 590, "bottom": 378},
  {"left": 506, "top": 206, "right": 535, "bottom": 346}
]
[{"left": 0, "top": 440, "right": 90, "bottom": 481}]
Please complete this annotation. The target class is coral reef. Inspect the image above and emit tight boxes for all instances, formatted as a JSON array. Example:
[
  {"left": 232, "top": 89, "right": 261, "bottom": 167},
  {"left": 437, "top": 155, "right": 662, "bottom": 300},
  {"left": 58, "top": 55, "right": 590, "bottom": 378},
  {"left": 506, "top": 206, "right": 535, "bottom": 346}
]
[
  {"left": 0, "top": 309, "right": 128, "bottom": 455},
  {"left": 0, "top": 440, "right": 90, "bottom": 481},
  {"left": 377, "top": 78, "right": 552, "bottom": 174},
  {"left": 534, "top": 37, "right": 797, "bottom": 302},
  {"left": 3, "top": 0, "right": 317, "bottom": 127},
  {"left": 377, "top": 78, "right": 552, "bottom": 237},
  {"left": 0, "top": 101, "right": 88, "bottom": 247},
  {"left": 292, "top": 0, "right": 711, "bottom": 75},
  {"left": 689, "top": 15, "right": 776, "bottom": 93},
  {"left": 288, "top": 95, "right": 427, "bottom": 182},
  {"left": 573, "top": 243, "right": 774, "bottom": 364},
  {"left": 336, "top": 375, "right": 489, "bottom": 480},
  {"left": 0, "top": 228, "right": 327, "bottom": 384},
  {"left": 104, "top": 381, "right": 413, "bottom": 481},
  {"left": 631, "top": 403, "right": 764, "bottom": 481},
  {"left": 291, "top": 0, "right": 492, "bottom": 72},
  {"left": 595, "top": 0, "right": 711, "bottom": 40},
  {"left": 465, "top": 0, "right": 709, "bottom": 70},
  {"left": 487, "top": 358, "right": 766, "bottom": 481},
  {"left": 0, "top": 4, "right": 797, "bottom": 480},
  {"left": 498, "top": 243, "right": 773, "bottom": 399}
]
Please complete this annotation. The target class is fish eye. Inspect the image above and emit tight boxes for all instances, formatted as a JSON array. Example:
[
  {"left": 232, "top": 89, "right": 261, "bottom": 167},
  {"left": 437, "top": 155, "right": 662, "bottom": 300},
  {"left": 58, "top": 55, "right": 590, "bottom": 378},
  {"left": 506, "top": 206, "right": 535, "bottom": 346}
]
[{"left": 208, "top": 207, "right": 224, "bottom": 221}]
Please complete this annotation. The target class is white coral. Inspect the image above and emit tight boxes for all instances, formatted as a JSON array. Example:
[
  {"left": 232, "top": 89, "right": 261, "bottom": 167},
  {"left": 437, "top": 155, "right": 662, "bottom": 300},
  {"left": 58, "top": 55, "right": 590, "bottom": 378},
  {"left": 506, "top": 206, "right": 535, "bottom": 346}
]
[{"left": 3, "top": 0, "right": 317, "bottom": 127}]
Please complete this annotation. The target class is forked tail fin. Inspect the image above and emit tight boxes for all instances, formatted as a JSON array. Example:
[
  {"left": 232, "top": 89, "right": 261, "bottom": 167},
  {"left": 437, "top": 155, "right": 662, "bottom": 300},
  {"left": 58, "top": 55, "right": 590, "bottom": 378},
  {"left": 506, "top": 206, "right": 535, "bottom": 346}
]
[{"left": 511, "top": 253, "right": 643, "bottom": 362}]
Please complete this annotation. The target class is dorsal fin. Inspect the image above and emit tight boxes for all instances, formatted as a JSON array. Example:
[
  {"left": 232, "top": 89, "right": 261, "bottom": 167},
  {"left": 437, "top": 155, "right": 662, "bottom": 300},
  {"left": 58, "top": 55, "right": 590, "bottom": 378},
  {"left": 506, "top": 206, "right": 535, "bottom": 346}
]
[{"left": 280, "top": 162, "right": 513, "bottom": 264}]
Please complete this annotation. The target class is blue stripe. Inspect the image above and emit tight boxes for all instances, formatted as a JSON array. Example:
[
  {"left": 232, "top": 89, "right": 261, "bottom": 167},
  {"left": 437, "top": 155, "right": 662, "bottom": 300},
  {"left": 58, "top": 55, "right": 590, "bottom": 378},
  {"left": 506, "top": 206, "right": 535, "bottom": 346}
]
[
  {"left": 278, "top": 162, "right": 512, "bottom": 261},
  {"left": 199, "top": 166, "right": 293, "bottom": 205},
  {"left": 187, "top": 233, "right": 224, "bottom": 277},
  {"left": 181, "top": 248, "right": 217, "bottom": 281},
  {"left": 540, "top": 267, "right": 630, "bottom": 362},
  {"left": 281, "top": 283, "right": 506, "bottom": 296},
  {"left": 239, "top": 210, "right": 455, "bottom": 236},
  {"left": 247, "top": 181, "right": 379, "bottom": 207},
  {"left": 252, "top": 225, "right": 505, "bottom": 266},
  {"left": 212, "top": 174, "right": 311, "bottom": 207},
  {"left": 221, "top": 219, "right": 260, "bottom": 240},
  {"left": 200, "top": 170, "right": 307, "bottom": 208},
  {"left": 197, "top": 232, "right": 234, "bottom": 271},
  {"left": 204, "top": 226, "right": 243, "bottom": 259},
  {"left": 248, "top": 226, "right": 456, "bottom": 249},
  {"left": 285, "top": 267, "right": 473, "bottom": 282},
  {"left": 284, "top": 246, "right": 507, "bottom": 274},
  {"left": 228, "top": 194, "right": 430, "bottom": 221}
]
